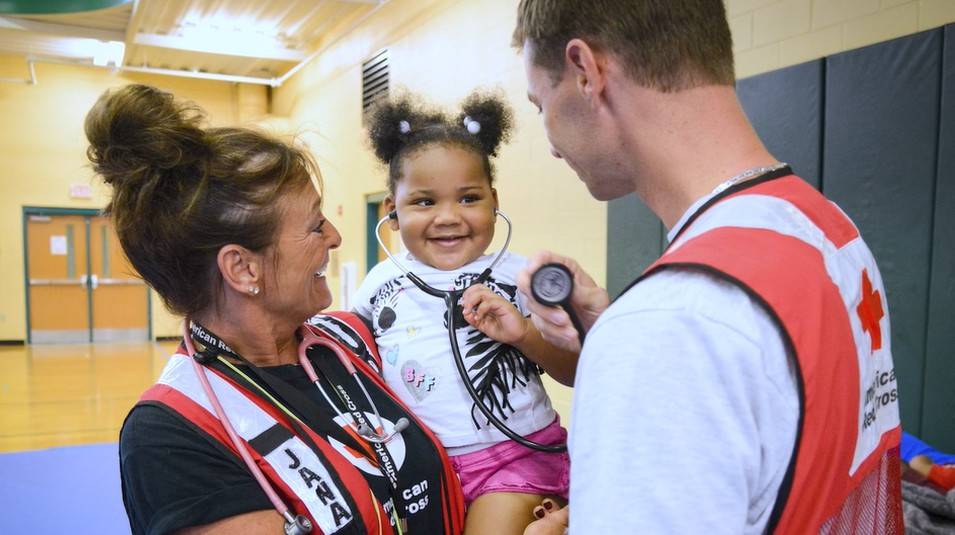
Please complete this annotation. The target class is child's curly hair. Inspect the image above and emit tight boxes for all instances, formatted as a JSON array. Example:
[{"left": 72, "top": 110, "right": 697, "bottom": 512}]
[{"left": 367, "top": 90, "right": 514, "bottom": 193}]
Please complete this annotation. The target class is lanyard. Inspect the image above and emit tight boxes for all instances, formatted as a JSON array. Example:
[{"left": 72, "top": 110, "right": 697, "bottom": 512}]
[
  {"left": 187, "top": 322, "right": 409, "bottom": 531},
  {"left": 315, "top": 356, "right": 405, "bottom": 501}
]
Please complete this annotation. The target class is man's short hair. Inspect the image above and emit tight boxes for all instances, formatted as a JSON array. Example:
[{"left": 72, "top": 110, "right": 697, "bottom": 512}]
[{"left": 513, "top": 0, "right": 735, "bottom": 91}]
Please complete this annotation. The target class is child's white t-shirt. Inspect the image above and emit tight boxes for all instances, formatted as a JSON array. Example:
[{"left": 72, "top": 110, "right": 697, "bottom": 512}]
[{"left": 352, "top": 252, "right": 556, "bottom": 453}]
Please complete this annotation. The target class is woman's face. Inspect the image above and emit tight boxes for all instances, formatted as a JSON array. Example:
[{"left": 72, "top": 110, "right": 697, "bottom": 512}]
[{"left": 262, "top": 185, "right": 341, "bottom": 321}]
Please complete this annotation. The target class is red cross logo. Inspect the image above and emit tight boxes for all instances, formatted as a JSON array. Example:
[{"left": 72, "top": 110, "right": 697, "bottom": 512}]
[{"left": 856, "top": 269, "right": 884, "bottom": 353}]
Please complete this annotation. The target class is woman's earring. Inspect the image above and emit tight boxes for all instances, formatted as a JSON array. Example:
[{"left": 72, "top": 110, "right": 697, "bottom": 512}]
[{"left": 248, "top": 286, "right": 260, "bottom": 296}]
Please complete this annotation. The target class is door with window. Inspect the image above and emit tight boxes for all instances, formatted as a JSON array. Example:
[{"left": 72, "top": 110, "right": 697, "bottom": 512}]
[
  {"left": 366, "top": 194, "right": 402, "bottom": 273},
  {"left": 25, "top": 209, "right": 149, "bottom": 343}
]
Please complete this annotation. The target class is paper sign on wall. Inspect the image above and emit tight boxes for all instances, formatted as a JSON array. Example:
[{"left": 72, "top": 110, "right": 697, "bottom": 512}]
[
  {"left": 70, "top": 183, "right": 93, "bottom": 199},
  {"left": 50, "top": 236, "right": 67, "bottom": 255},
  {"left": 339, "top": 261, "right": 357, "bottom": 310}
]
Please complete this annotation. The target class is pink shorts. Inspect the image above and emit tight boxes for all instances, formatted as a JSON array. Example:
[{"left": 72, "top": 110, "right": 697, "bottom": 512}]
[{"left": 448, "top": 418, "right": 570, "bottom": 505}]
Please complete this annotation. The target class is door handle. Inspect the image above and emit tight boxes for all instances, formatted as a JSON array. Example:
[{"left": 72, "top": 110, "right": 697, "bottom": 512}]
[
  {"left": 90, "top": 274, "right": 99, "bottom": 290},
  {"left": 80, "top": 274, "right": 88, "bottom": 287}
]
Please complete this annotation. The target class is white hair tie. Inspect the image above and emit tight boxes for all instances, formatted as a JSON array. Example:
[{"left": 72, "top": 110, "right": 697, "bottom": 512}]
[
  {"left": 399, "top": 120, "right": 411, "bottom": 134},
  {"left": 463, "top": 116, "right": 481, "bottom": 134}
]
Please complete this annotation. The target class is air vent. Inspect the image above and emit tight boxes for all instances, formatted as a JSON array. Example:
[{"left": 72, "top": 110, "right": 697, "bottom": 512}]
[{"left": 362, "top": 48, "right": 389, "bottom": 120}]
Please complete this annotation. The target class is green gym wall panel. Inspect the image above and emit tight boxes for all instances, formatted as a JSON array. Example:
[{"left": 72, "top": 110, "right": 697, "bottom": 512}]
[
  {"left": 922, "top": 25, "right": 955, "bottom": 451},
  {"left": 737, "top": 60, "right": 824, "bottom": 190},
  {"left": 606, "top": 194, "right": 662, "bottom": 298},
  {"left": 823, "top": 29, "right": 942, "bottom": 436}
]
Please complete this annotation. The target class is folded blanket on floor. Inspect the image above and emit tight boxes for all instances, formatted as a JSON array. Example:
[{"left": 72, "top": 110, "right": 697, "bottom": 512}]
[{"left": 902, "top": 480, "right": 955, "bottom": 534}]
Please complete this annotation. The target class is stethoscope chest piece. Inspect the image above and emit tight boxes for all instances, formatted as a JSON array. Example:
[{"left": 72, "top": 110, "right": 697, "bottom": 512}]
[
  {"left": 530, "top": 263, "right": 574, "bottom": 306},
  {"left": 530, "top": 262, "right": 586, "bottom": 348}
]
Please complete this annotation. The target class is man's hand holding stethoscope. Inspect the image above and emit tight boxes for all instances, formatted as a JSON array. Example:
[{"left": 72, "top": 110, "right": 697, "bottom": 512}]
[{"left": 517, "top": 251, "right": 610, "bottom": 353}]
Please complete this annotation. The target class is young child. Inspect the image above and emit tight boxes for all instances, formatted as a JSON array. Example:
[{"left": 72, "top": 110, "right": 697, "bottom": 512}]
[{"left": 353, "top": 91, "right": 577, "bottom": 534}]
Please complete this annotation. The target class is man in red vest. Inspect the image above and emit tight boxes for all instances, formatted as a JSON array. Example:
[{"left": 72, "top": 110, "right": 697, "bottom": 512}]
[{"left": 512, "top": 1, "right": 902, "bottom": 533}]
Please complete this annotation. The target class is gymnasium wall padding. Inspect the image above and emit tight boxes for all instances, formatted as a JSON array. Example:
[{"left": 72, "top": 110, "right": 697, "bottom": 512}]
[
  {"left": 922, "top": 25, "right": 955, "bottom": 450},
  {"left": 606, "top": 194, "right": 662, "bottom": 298},
  {"left": 737, "top": 59, "right": 824, "bottom": 190},
  {"left": 824, "top": 29, "right": 941, "bottom": 436}
]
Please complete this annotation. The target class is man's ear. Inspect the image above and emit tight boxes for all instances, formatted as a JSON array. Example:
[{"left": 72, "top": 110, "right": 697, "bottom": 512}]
[
  {"left": 217, "top": 244, "right": 261, "bottom": 295},
  {"left": 565, "top": 38, "right": 608, "bottom": 106},
  {"left": 383, "top": 196, "right": 399, "bottom": 231}
]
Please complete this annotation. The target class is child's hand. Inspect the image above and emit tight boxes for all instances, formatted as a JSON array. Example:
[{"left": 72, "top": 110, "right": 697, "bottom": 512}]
[{"left": 460, "top": 284, "right": 529, "bottom": 345}]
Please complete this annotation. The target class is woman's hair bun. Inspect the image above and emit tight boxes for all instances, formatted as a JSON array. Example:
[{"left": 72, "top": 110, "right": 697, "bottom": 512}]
[
  {"left": 366, "top": 94, "right": 445, "bottom": 164},
  {"left": 457, "top": 90, "right": 513, "bottom": 158},
  {"left": 84, "top": 84, "right": 208, "bottom": 189}
]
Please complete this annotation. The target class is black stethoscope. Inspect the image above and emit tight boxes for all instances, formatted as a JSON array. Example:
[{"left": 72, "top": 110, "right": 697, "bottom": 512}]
[
  {"left": 375, "top": 209, "right": 567, "bottom": 453},
  {"left": 185, "top": 321, "right": 409, "bottom": 535}
]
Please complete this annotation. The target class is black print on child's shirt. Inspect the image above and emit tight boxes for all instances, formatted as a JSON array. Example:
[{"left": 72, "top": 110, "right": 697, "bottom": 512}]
[
  {"left": 369, "top": 277, "right": 404, "bottom": 335},
  {"left": 368, "top": 273, "right": 542, "bottom": 430},
  {"left": 451, "top": 273, "right": 542, "bottom": 430}
]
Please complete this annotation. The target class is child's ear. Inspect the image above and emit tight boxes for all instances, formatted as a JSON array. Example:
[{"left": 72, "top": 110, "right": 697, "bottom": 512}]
[
  {"left": 383, "top": 196, "right": 399, "bottom": 231},
  {"left": 491, "top": 188, "right": 499, "bottom": 211}
]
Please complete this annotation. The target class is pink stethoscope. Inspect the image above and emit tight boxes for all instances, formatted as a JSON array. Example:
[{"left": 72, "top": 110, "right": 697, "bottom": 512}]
[{"left": 182, "top": 321, "right": 408, "bottom": 535}]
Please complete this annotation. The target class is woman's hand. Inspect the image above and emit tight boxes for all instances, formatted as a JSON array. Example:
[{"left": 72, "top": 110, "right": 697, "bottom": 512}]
[
  {"left": 517, "top": 251, "right": 610, "bottom": 353},
  {"left": 461, "top": 284, "right": 529, "bottom": 345},
  {"left": 524, "top": 499, "right": 569, "bottom": 535}
]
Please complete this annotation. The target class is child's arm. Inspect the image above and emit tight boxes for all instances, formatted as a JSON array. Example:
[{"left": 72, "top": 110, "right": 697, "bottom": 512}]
[{"left": 461, "top": 284, "right": 578, "bottom": 386}]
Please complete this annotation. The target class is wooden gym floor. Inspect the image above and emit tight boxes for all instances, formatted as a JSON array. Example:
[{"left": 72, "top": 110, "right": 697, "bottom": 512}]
[{"left": 0, "top": 341, "right": 179, "bottom": 452}]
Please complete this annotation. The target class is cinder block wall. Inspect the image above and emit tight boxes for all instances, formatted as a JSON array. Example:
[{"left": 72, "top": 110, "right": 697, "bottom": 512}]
[{"left": 727, "top": 0, "right": 955, "bottom": 78}]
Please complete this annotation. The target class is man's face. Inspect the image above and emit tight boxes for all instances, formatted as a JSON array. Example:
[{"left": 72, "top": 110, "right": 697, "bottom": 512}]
[{"left": 523, "top": 41, "right": 629, "bottom": 201}]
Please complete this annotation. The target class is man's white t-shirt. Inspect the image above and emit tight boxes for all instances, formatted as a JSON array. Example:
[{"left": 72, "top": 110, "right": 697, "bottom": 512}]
[
  {"left": 353, "top": 252, "right": 556, "bottom": 452},
  {"left": 569, "top": 193, "right": 799, "bottom": 534}
]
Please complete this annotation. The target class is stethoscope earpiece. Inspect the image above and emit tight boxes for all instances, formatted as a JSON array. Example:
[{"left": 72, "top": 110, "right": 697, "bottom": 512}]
[
  {"left": 357, "top": 416, "right": 410, "bottom": 442},
  {"left": 387, "top": 210, "right": 397, "bottom": 220},
  {"left": 284, "top": 514, "right": 313, "bottom": 535}
]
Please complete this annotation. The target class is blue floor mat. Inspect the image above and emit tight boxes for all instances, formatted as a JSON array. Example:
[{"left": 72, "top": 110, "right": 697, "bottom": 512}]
[{"left": 0, "top": 443, "right": 129, "bottom": 534}]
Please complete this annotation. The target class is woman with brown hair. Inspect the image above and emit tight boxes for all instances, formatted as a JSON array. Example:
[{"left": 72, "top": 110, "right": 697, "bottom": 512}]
[{"left": 85, "top": 84, "right": 464, "bottom": 535}]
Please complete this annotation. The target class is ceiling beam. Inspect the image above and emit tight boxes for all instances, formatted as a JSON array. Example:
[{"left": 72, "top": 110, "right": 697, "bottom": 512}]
[
  {"left": 0, "top": 16, "right": 124, "bottom": 41},
  {"left": 133, "top": 32, "right": 306, "bottom": 62},
  {"left": 122, "top": 0, "right": 143, "bottom": 65}
]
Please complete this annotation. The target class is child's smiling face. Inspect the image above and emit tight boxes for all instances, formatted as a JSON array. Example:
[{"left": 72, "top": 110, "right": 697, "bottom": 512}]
[{"left": 386, "top": 144, "right": 498, "bottom": 271}]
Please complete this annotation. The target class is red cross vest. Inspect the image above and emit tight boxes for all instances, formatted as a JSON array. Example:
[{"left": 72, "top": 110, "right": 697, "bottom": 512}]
[
  {"left": 137, "top": 312, "right": 465, "bottom": 535},
  {"left": 636, "top": 172, "right": 902, "bottom": 533}
]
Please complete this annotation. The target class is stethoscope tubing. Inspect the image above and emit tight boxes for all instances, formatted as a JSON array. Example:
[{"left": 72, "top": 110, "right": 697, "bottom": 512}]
[
  {"left": 183, "top": 323, "right": 303, "bottom": 529},
  {"left": 375, "top": 210, "right": 567, "bottom": 453},
  {"left": 184, "top": 320, "right": 408, "bottom": 533},
  {"left": 297, "top": 326, "right": 408, "bottom": 443}
]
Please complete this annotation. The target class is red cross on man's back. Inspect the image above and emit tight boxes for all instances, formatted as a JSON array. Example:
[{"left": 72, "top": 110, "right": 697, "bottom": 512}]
[{"left": 856, "top": 269, "right": 884, "bottom": 353}]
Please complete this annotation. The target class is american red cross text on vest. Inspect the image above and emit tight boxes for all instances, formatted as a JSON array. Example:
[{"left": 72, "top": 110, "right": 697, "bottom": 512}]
[{"left": 856, "top": 269, "right": 884, "bottom": 353}]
